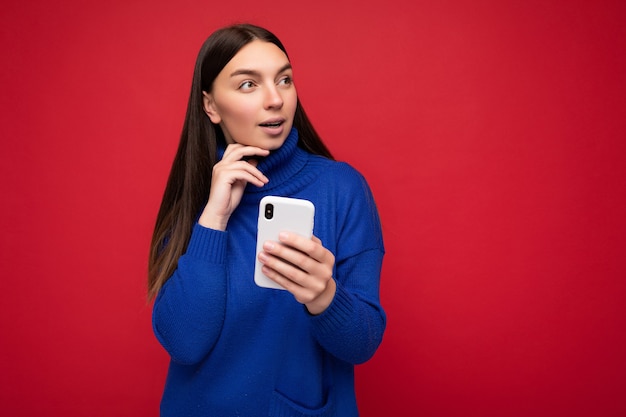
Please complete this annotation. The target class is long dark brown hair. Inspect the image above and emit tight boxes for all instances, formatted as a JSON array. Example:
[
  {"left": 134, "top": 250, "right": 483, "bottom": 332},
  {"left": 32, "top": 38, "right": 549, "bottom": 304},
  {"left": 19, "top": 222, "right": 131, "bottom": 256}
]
[{"left": 148, "top": 24, "right": 333, "bottom": 300}]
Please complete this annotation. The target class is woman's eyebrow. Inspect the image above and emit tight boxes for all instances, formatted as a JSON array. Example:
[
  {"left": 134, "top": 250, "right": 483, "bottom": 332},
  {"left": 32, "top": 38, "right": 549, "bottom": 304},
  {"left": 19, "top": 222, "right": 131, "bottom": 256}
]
[{"left": 230, "top": 63, "right": 292, "bottom": 78}]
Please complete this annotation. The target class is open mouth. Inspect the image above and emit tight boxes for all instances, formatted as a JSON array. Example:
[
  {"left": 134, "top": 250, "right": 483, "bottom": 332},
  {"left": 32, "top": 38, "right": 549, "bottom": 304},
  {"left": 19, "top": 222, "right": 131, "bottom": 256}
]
[{"left": 259, "top": 120, "right": 284, "bottom": 128}]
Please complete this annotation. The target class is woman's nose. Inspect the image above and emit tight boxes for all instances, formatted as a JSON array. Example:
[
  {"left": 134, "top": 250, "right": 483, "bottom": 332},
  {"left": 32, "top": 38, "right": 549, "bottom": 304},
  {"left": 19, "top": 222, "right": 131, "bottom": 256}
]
[{"left": 264, "top": 85, "right": 284, "bottom": 110}]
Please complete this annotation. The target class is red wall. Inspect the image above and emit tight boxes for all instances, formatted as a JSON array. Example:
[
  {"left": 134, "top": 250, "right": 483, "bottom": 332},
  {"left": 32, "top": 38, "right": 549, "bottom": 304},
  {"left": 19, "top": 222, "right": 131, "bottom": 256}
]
[{"left": 1, "top": 1, "right": 625, "bottom": 416}]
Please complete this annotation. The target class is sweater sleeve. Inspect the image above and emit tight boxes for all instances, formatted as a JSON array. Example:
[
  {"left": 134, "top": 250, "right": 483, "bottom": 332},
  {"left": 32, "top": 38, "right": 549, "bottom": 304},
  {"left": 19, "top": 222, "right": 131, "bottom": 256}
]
[
  {"left": 152, "top": 223, "right": 228, "bottom": 365},
  {"left": 309, "top": 164, "right": 386, "bottom": 364}
]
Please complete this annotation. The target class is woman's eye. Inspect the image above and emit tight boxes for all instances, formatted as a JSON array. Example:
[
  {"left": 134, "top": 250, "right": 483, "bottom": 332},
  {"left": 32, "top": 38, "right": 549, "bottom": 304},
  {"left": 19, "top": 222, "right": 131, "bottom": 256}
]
[
  {"left": 239, "top": 81, "right": 255, "bottom": 90},
  {"left": 278, "top": 76, "right": 292, "bottom": 86}
]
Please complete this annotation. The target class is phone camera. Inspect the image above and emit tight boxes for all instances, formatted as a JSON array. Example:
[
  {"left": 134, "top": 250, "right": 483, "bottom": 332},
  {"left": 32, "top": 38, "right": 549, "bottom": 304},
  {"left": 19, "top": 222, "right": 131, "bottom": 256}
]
[{"left": 264, "top": 203, "right": 274, "bottom": 220}]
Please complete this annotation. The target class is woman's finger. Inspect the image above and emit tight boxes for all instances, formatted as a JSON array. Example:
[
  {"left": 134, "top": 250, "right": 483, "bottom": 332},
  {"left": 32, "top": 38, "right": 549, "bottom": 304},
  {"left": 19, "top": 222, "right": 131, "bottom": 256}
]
[
  {"left": 222, "top": 144, "right": 270, "bottom": 161},
  {"left": 213, "top": 161, "right": 269, "bottom": 186}
]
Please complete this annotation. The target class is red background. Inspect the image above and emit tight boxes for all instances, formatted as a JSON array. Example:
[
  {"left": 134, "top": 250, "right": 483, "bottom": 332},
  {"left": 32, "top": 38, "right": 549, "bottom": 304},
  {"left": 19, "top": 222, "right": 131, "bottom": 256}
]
[{"left": 1, "top": 1, "right": 625, "bottom": 416}]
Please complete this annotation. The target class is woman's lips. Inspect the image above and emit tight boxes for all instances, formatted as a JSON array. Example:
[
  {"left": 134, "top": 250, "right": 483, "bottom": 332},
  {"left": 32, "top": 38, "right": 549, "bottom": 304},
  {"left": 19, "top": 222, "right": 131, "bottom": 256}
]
[
  {"left": 259, "top": 118, "right": 285, "bottom": 127},
  {"left": 259, "top": 119, "right": 286, "bottom": 135}
]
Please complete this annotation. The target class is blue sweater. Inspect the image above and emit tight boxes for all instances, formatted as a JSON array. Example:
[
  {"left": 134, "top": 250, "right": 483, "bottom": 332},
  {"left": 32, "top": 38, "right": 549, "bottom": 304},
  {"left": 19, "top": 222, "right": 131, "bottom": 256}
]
[{"left": 153, "top": 128, "right": 386, "bottom": 416}]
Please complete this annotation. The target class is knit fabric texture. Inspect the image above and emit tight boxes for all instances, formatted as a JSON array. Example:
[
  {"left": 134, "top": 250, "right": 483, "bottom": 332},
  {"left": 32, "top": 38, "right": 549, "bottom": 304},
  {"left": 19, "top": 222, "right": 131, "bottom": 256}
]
[{"left": 153, "top": 128, "right": 386, "bottom": 416}]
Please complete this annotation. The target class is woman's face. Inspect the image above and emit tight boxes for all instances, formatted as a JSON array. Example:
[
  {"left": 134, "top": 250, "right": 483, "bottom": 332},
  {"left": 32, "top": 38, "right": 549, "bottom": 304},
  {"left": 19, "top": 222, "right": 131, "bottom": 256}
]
[{"left": 203, "top": 40, "right": 298, "bottom": 150}]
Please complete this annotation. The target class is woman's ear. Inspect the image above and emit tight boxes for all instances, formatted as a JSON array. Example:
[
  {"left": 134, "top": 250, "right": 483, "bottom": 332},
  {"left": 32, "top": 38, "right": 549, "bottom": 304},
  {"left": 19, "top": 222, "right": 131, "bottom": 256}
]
[{"left": 202, "top": 91, "right": 221, "bottom": 124}]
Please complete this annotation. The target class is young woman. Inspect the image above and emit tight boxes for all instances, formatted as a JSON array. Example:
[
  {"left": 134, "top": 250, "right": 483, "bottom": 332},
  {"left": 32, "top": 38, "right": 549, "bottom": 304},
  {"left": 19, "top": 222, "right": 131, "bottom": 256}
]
[{"left": 148, "top": 23, "right": 385, "bottom": 416}]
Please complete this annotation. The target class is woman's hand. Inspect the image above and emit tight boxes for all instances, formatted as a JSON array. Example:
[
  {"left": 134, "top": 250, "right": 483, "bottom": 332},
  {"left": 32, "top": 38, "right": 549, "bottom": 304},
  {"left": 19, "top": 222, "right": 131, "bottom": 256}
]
[
  {"left": 258, "top": 233, "right": 336, "bottom": 315},
  {"left": 198, "top": 144, "right": 270, "bottom": 231}
]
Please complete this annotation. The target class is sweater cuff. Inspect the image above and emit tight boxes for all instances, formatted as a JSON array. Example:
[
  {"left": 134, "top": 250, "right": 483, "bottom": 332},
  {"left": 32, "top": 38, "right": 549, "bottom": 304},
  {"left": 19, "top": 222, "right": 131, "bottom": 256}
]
[
  {"left": 185, "top": 223, "right": 228, "bottom": 264},
  {"left": 310, "top": 281, "right": 354, "bottom": 335}
]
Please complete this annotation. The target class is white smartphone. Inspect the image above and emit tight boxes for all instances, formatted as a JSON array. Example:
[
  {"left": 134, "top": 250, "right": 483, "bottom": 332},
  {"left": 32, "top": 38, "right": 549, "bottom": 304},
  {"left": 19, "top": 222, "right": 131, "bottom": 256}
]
[{"left": 254, "top": 196, "right": 315, "bottom": 290}]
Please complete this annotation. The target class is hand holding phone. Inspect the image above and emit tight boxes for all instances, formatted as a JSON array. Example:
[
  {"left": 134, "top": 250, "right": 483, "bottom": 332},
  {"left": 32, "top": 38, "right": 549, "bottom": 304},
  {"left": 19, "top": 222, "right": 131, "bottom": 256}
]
[{"left": 254, "top": 196, "right": 315, "bottom": 290}]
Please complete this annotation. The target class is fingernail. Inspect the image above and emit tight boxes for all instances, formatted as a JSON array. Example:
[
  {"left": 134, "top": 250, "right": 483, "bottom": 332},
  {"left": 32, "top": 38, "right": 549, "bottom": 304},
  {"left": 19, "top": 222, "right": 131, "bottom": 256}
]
[
  {"left": 263, "top": 241, "right": 274, "bottom": 250},
  {"left": 279, "top": 232, "right": 289, "bottom": 241}
]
